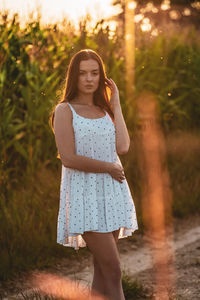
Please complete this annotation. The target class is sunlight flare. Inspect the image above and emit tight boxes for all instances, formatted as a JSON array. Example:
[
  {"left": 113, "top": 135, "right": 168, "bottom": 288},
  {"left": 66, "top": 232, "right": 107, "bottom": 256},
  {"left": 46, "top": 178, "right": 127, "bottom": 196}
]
[
  {"left": 0, "top": 0, "right": 121, "bottom": 27},
  {"left": 183, "top": 8, "right": 191, "bottom": 16},
  {"left": 128, "top": 1, "right": 137, "bottom": 10},
  {"left": 134, "top": 14, "right": 144, "bottom": 23},
  {"left": 136, "top": 91, "right": 176, "bottom": 300},
  {"left": 125, "top": 0, "right": 136, "bottom": 122},
  {"left": 161, "top": 0, "right": 171, "bottom": 11},
  {"left": 29, "top": 271, "right": 106, "bottom": 300},
  {"left": 141, "top": 18, "right": 152, "bottom": 32}
]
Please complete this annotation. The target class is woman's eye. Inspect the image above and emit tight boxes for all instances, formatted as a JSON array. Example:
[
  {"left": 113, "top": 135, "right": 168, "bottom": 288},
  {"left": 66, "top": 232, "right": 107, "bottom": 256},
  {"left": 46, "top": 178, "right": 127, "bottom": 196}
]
[{"left": 79, "top": 72, "right": 99, "bottom": 76}]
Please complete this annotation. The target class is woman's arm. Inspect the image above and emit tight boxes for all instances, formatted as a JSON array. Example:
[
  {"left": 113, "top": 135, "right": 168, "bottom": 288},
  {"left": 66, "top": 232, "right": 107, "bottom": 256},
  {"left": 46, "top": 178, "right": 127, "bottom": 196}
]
[
  {"left": 113, "top": 106, "right": 130, "bottom": 155},
  {"left": 53, "top": 103, "right": 112, "bottom": 173},
  {"left": 105, "top": 78, "right": 130, "bottom": 154}
]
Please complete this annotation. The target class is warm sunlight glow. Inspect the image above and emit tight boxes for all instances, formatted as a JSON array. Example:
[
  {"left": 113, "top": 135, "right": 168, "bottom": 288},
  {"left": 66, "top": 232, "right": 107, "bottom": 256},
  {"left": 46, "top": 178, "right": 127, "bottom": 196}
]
[
  {"left": 141, "top": 18, "right": 152, "bottom": 32},
  {"left": 128, "top": 1, "right": 137, "bottom": 10},
  {"left": 183, "top": 8, "right": 191, "bottom": 16},
  {"left": 145, "top": 2, "right": 154, "bottom": 12},
  {"left": 143, "top": 17, "right": 150, "bottom": 24},
  {"left": 161, "top": 0, "right": 171, "bottom": 11},
  {"left": 109, "top": 20, "right": 117, "bottom": 31},
  {"left": 151, "top": 28, "right": 159, "bottom": 36},
  {"left": 30, "top": 271, "right": 105, "bottom": 300},
  {"left": 141, "top": 23, "right": 152, "bottom": 32},
  {"left": 191, "top": 1, "right": 200, "bottom": 10},
  {"left": 0, "top": 0, "right": 121, "bottom": 28},
  {"left": 136, "top": 91, "right": 176, "bottom": 300},
  {"left": 140, "top": 3, "right": 158, "bottom": 14},
  {"left": 99, "top": 20, "right": 118, "bottom": 38},
  {"left": 125, "top": 0, "right": 135, "bottom": 122},
  {"left": 134, "top": 14, "right": 144, "bottom": 23},
  {"left": 152, "top": 7, "right": 159, "bottom": 13},
  {"left": 169, "top": 10, "right": 181, "bottom": 20}
]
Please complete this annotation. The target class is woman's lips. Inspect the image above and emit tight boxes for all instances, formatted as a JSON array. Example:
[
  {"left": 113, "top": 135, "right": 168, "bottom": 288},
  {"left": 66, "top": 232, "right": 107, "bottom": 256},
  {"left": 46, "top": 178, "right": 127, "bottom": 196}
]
[{"left": 85, "top": 85, "right": 93, "bottom": 88}]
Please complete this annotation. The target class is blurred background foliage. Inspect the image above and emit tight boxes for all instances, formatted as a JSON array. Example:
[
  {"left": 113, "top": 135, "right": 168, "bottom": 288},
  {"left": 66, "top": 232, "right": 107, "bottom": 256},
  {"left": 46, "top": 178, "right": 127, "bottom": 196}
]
[{"left": 0, "top": 9, "right": 200, "bottom": 280}]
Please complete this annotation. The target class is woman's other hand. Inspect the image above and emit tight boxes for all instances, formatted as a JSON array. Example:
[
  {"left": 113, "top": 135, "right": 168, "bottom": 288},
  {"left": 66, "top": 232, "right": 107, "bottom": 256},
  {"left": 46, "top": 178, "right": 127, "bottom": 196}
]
[{"left": 107, "top": 162, "right": 125, "bottom": 183}]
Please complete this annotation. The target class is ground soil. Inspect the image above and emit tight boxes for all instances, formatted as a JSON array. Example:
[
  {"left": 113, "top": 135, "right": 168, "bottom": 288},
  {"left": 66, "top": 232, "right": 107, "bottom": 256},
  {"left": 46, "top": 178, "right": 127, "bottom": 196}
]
[{"left": 0, "top": 213, "right": 200, "bottom": 300}]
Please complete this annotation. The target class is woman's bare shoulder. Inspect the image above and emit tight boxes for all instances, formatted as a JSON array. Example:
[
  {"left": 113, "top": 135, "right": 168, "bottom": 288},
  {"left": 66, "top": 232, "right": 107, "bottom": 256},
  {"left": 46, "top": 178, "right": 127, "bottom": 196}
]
[
  {"left": 54, "top": 102, "right": 72, "bottom": 119},
  {"left": 55, "top": 102, "right": 69, "bottom": 111},
  {"left": 55, "top": 102, "right": 72, "bottom": 114}
]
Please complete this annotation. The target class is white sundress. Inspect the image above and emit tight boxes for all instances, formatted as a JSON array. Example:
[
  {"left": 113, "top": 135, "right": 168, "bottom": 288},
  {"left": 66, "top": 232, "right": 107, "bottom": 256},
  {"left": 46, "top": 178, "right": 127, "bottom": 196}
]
[{"left": 57, "top": 102, "right": 138, "bottom": 250}]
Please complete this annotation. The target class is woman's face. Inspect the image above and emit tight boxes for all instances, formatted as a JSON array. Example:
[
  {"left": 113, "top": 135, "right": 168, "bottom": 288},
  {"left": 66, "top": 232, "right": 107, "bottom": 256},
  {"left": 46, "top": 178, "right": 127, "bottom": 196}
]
[{"left": 77, "top": 59, "right": 100, "bottom": 95}]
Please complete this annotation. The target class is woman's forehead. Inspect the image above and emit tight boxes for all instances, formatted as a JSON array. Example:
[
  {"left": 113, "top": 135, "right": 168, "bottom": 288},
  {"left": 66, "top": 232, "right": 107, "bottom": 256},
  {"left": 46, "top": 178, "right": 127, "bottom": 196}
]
[{"left": 79, "top": 59, "right": 99, "bottom": 71}]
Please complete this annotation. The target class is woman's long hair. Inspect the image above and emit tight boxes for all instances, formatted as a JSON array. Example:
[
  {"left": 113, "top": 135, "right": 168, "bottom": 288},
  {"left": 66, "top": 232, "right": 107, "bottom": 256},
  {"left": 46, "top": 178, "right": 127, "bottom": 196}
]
[{"left": 50, "top": 49, "right": 114, "bottom": 131}]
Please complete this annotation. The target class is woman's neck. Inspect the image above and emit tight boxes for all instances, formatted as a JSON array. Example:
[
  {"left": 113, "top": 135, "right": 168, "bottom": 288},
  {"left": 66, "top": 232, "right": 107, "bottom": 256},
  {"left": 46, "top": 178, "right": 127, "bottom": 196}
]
[{"left": 73, "top": 94, "right": 94, "bottom": 106}]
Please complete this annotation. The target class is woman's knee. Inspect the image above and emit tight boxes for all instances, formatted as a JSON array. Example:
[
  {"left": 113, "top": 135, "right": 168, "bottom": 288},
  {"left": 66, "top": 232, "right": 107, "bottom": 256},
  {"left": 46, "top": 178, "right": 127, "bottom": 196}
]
[
  {"left": 100, "top": 258, "right": 122, "bottom": 282},
  {"left": 82, "top": 231, "right": 122, "bottom": 281},
  {"left": 93, "top": 256, "right": 102, "bottom": 274},
  {"left": 92, "top": 249, "right": 121, "bottom": 281}
]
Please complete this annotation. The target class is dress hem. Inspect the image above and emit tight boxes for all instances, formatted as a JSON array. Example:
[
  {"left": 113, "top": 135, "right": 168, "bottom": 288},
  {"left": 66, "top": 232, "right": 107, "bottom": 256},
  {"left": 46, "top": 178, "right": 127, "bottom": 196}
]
[{"left": 57, "top": 225, "right": 139, "bottom": 251}]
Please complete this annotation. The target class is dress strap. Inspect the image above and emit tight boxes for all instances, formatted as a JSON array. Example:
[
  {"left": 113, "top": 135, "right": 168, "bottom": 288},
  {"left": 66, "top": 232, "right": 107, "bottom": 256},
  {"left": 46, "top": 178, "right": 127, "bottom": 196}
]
[
  {"left": 67, "top": 102, "right": 77, "bottom": 117},
  {"left": 67, "top": 102, "right": 107, "bottom": 118}
]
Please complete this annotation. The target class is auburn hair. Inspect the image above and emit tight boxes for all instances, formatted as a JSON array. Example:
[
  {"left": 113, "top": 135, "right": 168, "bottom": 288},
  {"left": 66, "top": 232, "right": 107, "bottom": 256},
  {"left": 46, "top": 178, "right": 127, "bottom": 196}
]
[{"left": 50, "top": 48, "right": 114, "bottom": 130}]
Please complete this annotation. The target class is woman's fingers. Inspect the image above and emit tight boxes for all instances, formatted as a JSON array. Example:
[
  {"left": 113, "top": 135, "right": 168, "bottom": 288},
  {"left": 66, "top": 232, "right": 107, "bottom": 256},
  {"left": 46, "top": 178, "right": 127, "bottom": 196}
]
[
  {"left": 119, "top": 173, "right": 125, "bottom": 183},
  {"left": 105, "top": 78, "right": 113, "bottom": 86},
  {"left": 110, "top": 162, "right": 125, "bottom": 183}
]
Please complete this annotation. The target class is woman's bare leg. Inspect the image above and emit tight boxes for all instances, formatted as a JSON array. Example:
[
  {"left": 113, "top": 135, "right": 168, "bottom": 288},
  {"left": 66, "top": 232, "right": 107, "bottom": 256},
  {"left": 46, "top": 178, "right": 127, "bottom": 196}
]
[
  {"left": 82, "top": 229, "right": 125, "bottom": 300},
  {"left": 91, "top": 255, "right": 106, "bottom": 297},
  {"left": 91, "top": 229, "right": 120, "bottom": 297},
  {"left": 112, "top": 228, "right": 120, "bottom": 244}
]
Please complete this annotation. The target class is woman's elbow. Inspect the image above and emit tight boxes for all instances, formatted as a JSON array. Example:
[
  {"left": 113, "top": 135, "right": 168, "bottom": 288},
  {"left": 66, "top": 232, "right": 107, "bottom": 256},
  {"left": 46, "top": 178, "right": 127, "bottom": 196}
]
[
  {"left": 60, "top": 154, "right": 75, "bottom": 168},
  {"left": 117, "top": 145, "right": 130, "bottom": 155}
]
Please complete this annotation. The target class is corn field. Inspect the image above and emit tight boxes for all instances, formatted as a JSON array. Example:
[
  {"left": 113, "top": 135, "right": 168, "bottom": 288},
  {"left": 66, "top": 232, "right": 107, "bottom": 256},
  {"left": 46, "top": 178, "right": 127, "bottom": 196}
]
[{"left": 0, "top": 12, "right": 200, "bottom": 279}]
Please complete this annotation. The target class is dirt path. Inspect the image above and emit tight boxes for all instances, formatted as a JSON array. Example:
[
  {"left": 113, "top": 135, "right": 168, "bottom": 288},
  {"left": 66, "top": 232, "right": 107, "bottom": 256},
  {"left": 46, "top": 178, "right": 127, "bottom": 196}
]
[
  {"left": 57, "top": 219, "right": 200, "bottom": 300},
  {"left": 1, "top": 214, "right": 200, "bottom": 299}
]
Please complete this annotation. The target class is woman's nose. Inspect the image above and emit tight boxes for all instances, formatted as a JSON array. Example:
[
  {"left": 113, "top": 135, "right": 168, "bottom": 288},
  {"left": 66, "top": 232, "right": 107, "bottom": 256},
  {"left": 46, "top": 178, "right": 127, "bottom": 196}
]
[{"left": 86, "top": 73, "right": 92, "bottom": 81}]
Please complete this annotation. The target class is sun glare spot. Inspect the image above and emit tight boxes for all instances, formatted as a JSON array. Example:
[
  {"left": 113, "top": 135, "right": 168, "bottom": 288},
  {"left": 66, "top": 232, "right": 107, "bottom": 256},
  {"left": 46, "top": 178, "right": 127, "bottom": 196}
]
[
  {"left": 109, "top": 20, "right": 117, "bottom": 31},
  {"left": 107, "top": 20, "right": 117, "bottom": 38},
  {"left": 145, "top": 2, "right": 154, "bottom": 12},
  {"left": 152, "top": 7, "right": 159, "bottom": 13},
  {"left": 140, "top": 8, "right": 146, "bottom": 14},
  {"left": 161, "top": 0, "right": 171, "bottom": 11},
  {"left": 125, "top": 33, "right": 133, "bottom": 40},
  {"left": 191, "top": 1, "right": 200, "bottom": 10},
  {"left": 140, "top": 2, "right": 158, "bottom": 14},
  {"left": 151, "top": 28, "right": 158, "bottom": 36},
  {"left": 102, "top": 21, "right": 109, "bottom": 30},
  {"left": 0, "top": 0, "right": 121, "bottom": 28},
  {"left": 141, "top": 23, "right": 152, "bottom": 32},
  {"left": 140, "top": 17, "right": 152, "bottom": 32},
  {"left": 128, "top": 1, "right": 137, "bottom": 10},
  {"left": 88, "top": 20, "right": 97, "bottom": 32},
  {"left": 134, "top": 14, "right": 144, "bottom": 23},
  {"left": 143, "top": 17, "right": 150, "bottom": 24},
  {"left": 183, "top": 8, "right": 191, "bottom": 16},
  {"left": 169, "top": 10, "right": 181, "bottom": 20}
]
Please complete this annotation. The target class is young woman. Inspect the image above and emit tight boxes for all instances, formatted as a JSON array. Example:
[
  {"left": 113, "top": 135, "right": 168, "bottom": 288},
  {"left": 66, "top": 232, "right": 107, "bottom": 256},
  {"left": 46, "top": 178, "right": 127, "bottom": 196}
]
[{"left": 51, "top": 49, "right": 138, "bottom": 300}]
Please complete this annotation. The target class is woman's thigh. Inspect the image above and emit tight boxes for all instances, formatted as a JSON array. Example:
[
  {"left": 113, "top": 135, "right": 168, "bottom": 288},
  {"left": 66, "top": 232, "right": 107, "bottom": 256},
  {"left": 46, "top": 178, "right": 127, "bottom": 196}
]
[
  {"left": 81, "top": 231, "right": 121, "bottom": 276},
  {"left": 92, "top": 228, "right": 120, "bottom": 270},
  {"left": 112, "top": 228, "right": 120, "bottom": 244}
]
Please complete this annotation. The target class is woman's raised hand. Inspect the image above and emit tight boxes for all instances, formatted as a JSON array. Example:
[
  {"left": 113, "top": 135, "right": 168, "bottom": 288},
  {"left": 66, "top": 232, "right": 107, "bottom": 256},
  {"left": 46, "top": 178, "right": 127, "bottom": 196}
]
[{"left": 105, "top": 78, "right": 121, "bottom": 111}]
